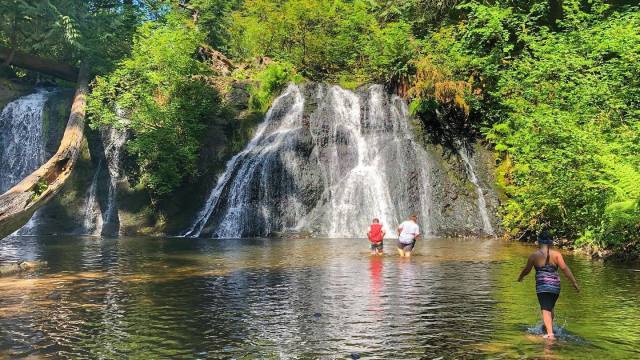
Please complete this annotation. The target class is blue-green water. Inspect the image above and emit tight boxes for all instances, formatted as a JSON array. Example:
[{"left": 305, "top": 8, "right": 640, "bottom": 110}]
[{"left": 0, "top": 236, "right": 638, "bottom": 359}]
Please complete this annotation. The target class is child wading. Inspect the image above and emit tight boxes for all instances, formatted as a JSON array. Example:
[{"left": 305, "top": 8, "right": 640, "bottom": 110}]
[
  {"left": 367, "top": 218, "right": 386, "bottom": 255},
  {"left": 517, "top": 230, "right": 580, "bottom": 339},
  {"left": 397, "top": 214, "right": 420, "bottom": 257}
]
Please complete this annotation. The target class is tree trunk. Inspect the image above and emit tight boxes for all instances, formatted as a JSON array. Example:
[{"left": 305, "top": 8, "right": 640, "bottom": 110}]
[
  {"left": 0, "top": 64, "right": 89, "bottom": 239},
  {"left": 549, "top": 0, "right": 564, "bottom": 29},
  {"left": 0, "top": 46, "right": 79, "bottom": 82}
]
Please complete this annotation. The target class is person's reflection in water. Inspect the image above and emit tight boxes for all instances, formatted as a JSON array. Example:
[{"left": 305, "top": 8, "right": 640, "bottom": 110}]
[{"left": 368, "top": 256, "right": 384, "bottom": 312}]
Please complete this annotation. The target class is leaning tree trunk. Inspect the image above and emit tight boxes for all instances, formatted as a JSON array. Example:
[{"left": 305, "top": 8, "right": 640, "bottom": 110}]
[
  {"left": 0, "top": 46, "right": 79, "bottom": 82},
  {"left": 0, "top": 64, "right": 89, "bottom": 239}
]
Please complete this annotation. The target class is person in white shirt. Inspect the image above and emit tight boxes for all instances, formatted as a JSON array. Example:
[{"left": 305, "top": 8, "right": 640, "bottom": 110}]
[{"left": 397, "top": 214, "right": 420, "bottom": 257}]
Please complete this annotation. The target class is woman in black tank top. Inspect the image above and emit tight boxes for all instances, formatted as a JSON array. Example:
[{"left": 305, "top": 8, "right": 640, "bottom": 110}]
[{"left": 517, "top": 230, "right": 580, "bottom": 339}]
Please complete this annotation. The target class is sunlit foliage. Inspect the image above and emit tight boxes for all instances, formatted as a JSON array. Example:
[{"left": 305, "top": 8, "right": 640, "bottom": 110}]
[
  {"left": 6, "top": 0, "right": 638, "bottom": 251},
  {"left": 88, "top": 14, "right": 224, "bottom": 195}
]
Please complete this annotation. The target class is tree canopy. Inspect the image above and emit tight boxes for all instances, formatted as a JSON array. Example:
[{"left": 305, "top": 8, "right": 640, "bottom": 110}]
[{"left": 3, "top": 0, "right": 638, "bottom": 252}]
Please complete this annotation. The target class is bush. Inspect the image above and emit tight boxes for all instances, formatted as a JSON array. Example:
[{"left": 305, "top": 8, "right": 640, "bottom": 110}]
[
  {"left": 249, "top": 62, "right": 302, "bottom": 112},
  {"left": 88, "top": 13, "right": 225, "bottom": 196}
]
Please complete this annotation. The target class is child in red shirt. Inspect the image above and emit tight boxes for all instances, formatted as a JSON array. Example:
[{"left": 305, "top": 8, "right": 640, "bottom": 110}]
[{"left": 367, "top": 218, "right": 386, "bottom": 255}]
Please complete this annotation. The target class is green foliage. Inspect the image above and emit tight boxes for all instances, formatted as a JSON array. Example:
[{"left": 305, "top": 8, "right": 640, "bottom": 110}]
[
  {"left": 249, "top": 62, "right": 302, "bottom": 112},
  {"left": 406, "top": 0, "right": 639, "bottom": 249},
  {"left": 88, "top": 14, "right": 224, "bottom": 196},
  {"left": 0, "top": 1, "right": 149, "bottom": 73},
  {"left": 227, "top": 0, "right": 419, "bottom": 83},
  {"left": 188, "top": 0, "right": 240, "bottom": 51},
  {"left": 364, "top": 21, "right": 417, "bottom": 83},
  {"left": 475, "top": 2, "right": 640, "bottom": 248},
  {"left": 32, "top": 178, "right": 49, "bottom": 199},
  {"left": 8, "top": 0, "right": 637, "bottom": 251}
]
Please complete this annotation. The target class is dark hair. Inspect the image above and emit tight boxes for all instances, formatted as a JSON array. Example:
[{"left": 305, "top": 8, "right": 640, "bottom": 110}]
[
  {"left": 372, "top": 218, "right": 379, "bottom": 223},
  {"left": 537, "top": 229, "right": 553, "bottom": 245}
]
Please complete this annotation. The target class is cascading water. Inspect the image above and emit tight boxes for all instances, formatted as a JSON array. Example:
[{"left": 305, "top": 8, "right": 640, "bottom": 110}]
[
  {"left": 0, "top": 89, "right": 54, "bottom": 235},
  {"left": 0, "top": 89, "right": 52, "bottom": 193},
  {"left": 182, "top": 85, "right": 304, "bottom": 237},
  {"left": 101, "top": 126, "right": 127, "bottom": 236},
  {"left": 80, "top": 159, "right": 104, "bottom": 235},
  {"left": 456, "top": 142, "right": 495, "bottom": 236},
  {"left": 184, "top": 84, "right": 470, "bottom": 238}
]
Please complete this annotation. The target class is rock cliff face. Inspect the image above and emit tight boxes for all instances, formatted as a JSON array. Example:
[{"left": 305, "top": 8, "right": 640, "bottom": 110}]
[
  {"left": 184, "top": 83, "right": 499, "bottom": 238},
  {"left": 3, "top": 82, "right": 499, "bottom": 238}
]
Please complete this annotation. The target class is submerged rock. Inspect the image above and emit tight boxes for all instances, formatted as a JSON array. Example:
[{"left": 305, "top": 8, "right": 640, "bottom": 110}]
[{"left": 0, "top": 260, "right": 47, "bottom": 276}]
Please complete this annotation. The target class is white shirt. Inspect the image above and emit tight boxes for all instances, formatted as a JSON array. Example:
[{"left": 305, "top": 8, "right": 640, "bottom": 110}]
[{"left": 398, "top": 220, "right": 420, "bottom": 244}]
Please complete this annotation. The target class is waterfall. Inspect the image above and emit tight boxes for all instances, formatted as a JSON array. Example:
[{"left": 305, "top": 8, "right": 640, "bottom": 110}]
[
  {"left": 184, "top": 84, "right": 441, "bottom": 238},
  {"left": 80, "top": 160, "right": 104, "bottom": 235},
  {"left": 101, "top": 126, "right": 127, "bottom": 236},
  {"left": 0, "top": 89, "right": 54, "bottom": 235},
  {"left": 456, "top": 142, "right": 495, "bottom": 236},
  {"left": 0, "top": 89, "right": 52, "bottom": 193},
  {"left": 182, "top": 85, "right": 302, "bottom": 237}
]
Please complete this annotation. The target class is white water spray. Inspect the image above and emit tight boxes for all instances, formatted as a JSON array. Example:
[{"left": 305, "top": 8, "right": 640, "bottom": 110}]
[
  {"left": 184, "top": 84, "right": 447, "bottom": 238},
  {"left": 0, "top": 89, "right": 54, "bottom": 235},
  {"left": 81, "top": 160, "right": 104, "bottom": 235},
  {"left": 456, "top": 142, "right": 495, "bottom": 235},
  {"left": 101, "top": 126, "right": 127, "bottom": 234}
]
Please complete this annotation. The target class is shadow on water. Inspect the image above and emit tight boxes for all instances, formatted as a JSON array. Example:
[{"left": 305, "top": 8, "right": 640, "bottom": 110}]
[{"left": 0, "top": 236, "right": 639, "bottom": 359}]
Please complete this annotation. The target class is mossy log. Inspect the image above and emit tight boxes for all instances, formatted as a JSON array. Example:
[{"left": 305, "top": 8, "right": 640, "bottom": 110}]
[
  {"left": 0, "top": 65, "right": 89, "bottom": 239},
  {"left": 0, "top": 47, "right": 79, "bottom": 82}
]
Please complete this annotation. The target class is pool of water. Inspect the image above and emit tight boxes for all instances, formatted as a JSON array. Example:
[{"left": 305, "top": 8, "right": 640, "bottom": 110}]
[{"left": 0, "top": 236, "right": 638, "bottom": 359}]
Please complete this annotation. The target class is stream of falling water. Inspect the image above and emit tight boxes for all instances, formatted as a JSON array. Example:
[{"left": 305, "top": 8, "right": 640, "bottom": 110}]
[
  {"left": 101, "top": 126, "right": 127, "bottom": 236},
  {"left": 80, "top": 159, "right": 103, "bottom": 235},
  {"left": 182, "top": 85, "right": 303, "bottom": 237},
  {"left": 456, "top": 142, "right": 495, "bottom": 235},
  {"left": 184, "top": 84, "right": 448, "bottom": 238},
  {"left": 0, "top": 89, "right": 52, "bottom": 192},
  {"left": 0, "top": 89, "right": 54, "bottom": 235}
]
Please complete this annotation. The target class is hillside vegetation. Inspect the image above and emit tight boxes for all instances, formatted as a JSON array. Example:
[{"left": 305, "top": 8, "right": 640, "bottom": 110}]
[{"left": 1, "top": 0, "right": 638, "bottom": 255}]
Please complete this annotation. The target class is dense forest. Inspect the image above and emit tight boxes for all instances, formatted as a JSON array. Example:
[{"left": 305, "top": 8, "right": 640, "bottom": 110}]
[{"left": 1, "top": 0, "right": 638, "bottom": 256}]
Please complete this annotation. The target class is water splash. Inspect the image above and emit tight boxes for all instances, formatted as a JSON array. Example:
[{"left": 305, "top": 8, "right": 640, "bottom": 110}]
[
  {"left": 526, "top": 321, "right": 587, "bottom": 343},
  {"left": 456, "top": 141, "right": 495, "bottom": 236}
]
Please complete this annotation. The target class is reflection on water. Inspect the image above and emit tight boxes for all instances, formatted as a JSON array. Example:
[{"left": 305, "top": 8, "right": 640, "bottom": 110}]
[{"left": 0, "top": 236, "right": 639, "bottom": 359}]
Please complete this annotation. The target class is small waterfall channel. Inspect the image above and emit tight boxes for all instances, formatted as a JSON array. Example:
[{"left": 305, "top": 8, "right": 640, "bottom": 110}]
[
  {"left": 100, "top": 126, "right": 127, "bottom": 236},
  {"left": 78, "top": 126, "right": 127, "bottom": 236},
  {"left": 185, "top": 84, "right": 492, "bottom": 238},
  {"left": 0, "top": 89, "right": 55, "bottom": 234},
  {"left": 0, "top": 89, "right": 52, "bottom": 192},
  {"left": 80, "top": 159, "right": 104, "bottom": 235},
  {"left": 456, "top": 142, "right": 495, "bottom": 236}
]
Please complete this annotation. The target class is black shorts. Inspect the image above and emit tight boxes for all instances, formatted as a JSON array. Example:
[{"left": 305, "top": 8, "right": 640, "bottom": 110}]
[
  {"left": 537, "top": 292, "right": 559, "bottom": 311},
  {"left": 397, "top": 240, "right": 415, "bottom": 252},
  {"left": 371, "top": 242, "right": 383, "bottom": 251}
]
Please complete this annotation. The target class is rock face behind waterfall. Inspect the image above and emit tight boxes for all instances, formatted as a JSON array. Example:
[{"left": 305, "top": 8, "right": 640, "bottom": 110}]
[{"left": 186, "top": 83, "right": 500, "bottom": 238}]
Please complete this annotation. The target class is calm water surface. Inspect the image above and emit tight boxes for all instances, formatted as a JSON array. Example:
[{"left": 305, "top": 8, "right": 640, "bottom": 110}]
[{"left": 0, "top": 236, "right": 638, "bottom": 359}]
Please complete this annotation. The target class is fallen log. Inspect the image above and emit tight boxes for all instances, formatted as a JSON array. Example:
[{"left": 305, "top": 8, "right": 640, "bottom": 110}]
[
  {"left": 0, "top": 46, "right": 79, "bottom": 82},
  {"left": 0, "top": 64, "right": 89, "bottom": 239}
]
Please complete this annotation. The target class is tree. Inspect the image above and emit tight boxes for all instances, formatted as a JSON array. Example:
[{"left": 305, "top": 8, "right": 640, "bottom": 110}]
[{"left": 88, "top": 13, "right": 225, "bottom": 196}]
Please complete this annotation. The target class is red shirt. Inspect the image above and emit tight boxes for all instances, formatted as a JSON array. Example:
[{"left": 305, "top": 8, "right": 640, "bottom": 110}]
[{"left": 368, "top": 223, "right": 384, "bottom": 243}]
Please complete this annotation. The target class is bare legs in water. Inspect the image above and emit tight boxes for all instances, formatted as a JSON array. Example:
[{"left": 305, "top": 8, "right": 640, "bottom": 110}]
[
  {"left": 397, "top": 247, "right": 410, "bottom": 257},
  {"left": 542, "top": 310, "right": 555, "bottom": 339}
]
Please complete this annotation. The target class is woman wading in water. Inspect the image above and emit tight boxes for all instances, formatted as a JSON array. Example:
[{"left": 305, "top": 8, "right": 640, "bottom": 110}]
[{"left": 517, "top": 230, "right": 580, "bottom": 339}]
